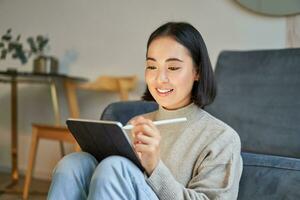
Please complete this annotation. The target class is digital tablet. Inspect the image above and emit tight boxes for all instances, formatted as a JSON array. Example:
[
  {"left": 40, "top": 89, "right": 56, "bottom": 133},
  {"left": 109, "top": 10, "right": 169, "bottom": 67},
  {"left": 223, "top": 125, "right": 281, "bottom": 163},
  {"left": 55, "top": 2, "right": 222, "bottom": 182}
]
[{"left": 66, "top": 118, "right": 144, "bottom": 171}]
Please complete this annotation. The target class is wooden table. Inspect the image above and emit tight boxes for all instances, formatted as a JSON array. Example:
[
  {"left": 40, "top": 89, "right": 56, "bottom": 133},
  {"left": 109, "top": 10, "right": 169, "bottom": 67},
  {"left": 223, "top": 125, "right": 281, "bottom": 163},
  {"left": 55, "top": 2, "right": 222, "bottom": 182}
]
[{"left": 0, "top": 70, "right": 87, "bottom": 189}]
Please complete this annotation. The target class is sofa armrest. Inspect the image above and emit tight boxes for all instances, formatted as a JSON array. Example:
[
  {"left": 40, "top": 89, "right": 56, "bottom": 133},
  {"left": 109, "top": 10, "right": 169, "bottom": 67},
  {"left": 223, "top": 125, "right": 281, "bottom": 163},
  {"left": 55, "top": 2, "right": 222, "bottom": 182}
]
[{"left": 238, "top": 152, "right": 300, "bottom": 200}]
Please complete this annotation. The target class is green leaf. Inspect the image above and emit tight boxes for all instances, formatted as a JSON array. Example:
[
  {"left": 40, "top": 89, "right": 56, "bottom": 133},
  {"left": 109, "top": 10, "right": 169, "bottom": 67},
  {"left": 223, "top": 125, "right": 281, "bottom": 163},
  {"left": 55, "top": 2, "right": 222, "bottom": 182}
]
[
  {"left": 16, "top": 34, "right": 21, "bottom": 41},
  {"left": 8, "top": 42, "right": 22, "bottom": 52},
  {"left": 0, "top": 42, "right": 4, "bottom": 48},
  {"left": 2, "top": 34, "right": 12, "bottom": 41},
  {"left": 39, "top": 39, "right": 48, "bottom": 52},
  {"left": 2, "top": 29, "right": 12, "bottom": 41},
  {"left": 36, "top": 35, "right": 43, "bottom": 42},
  {"left": 8, "top": 43, "right": 14, "bottom": 52},
  {"left": 12, "top": 52, "right": 18, "bottom": 59},
  {"left": 14, "top": 43, "right": 22, "bottom": 51},
  {"left": 27, "top": 37, "right": 37, "bottom": 53},
  {"left": 13, "top": 45, "right": 27, "bottom": 64},
  {"left": 1, "top": 49, "right": 7, "bottom": 59}
]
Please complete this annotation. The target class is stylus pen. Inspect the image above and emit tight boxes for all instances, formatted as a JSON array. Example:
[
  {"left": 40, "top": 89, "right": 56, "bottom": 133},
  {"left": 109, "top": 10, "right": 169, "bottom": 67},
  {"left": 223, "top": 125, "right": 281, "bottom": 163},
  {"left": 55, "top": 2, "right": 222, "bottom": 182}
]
[{"left": 122, "top": 117, "right": 187, "bottom": 130}]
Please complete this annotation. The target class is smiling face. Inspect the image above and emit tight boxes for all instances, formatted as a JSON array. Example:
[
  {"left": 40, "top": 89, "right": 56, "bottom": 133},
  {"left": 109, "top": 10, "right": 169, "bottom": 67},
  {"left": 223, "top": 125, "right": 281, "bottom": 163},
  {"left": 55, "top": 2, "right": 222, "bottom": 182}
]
[{"left": 145, "top": 36, "right": 199, "bottom": 110}]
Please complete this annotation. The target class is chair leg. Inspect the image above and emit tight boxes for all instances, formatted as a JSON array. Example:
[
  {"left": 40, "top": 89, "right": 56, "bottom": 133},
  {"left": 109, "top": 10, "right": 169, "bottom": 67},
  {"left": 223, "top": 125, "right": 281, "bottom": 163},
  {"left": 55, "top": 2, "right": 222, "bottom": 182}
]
[
  {"left": 59, "top": 141, "right": 65, "bottom": 157},
  {"left": 23, "top": 127, "right": 39, "bottom": 200},
  {"left": 74, "top": 143, "right": 81, "bottom": 152}
]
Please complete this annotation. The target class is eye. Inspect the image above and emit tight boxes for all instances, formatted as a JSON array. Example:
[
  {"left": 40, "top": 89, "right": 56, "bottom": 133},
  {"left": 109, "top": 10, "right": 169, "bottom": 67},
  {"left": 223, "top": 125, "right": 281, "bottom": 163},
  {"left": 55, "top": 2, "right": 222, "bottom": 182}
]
[
  {"left": 168, "top": 66, "right": 180, "bottom": 71},
  {"left": 146, "top": 66, "right": 157, "bottom": 70}
]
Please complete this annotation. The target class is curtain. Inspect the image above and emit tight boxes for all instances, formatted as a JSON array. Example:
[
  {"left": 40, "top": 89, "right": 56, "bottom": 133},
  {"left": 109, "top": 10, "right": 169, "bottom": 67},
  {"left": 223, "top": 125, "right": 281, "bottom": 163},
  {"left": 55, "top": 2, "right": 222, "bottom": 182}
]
[{"left": 286, "top": 15, "right": 300, "bottom": 47}]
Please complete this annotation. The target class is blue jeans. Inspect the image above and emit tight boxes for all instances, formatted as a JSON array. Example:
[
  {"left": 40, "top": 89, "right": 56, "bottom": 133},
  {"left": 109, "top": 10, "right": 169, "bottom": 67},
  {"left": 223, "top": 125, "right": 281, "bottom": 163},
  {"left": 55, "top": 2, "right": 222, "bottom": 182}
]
[{"left": 47, "top": 152, "right": 159, "bottom": 200}]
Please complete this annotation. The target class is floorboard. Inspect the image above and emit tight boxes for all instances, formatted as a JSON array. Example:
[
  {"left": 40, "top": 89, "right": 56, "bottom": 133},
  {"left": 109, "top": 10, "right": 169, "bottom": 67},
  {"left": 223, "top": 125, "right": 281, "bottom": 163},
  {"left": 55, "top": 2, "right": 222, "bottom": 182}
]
[{"left": 0, "top": 172, "right": 50, "bottom": 200}]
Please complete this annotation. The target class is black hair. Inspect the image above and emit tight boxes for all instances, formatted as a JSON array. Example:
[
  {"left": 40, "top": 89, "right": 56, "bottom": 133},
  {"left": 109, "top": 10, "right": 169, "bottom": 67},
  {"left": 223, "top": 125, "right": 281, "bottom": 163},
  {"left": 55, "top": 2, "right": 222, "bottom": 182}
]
[{"left": 142, "top": 22, "right": 216, "bottom": 108}]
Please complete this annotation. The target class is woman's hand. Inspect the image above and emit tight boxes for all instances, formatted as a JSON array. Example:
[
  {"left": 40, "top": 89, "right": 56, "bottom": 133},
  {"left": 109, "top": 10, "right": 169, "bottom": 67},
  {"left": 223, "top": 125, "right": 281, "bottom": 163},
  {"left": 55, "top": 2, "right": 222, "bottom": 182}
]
[{"left": 130, "top": 116, "right": 161, "bottom": 175}]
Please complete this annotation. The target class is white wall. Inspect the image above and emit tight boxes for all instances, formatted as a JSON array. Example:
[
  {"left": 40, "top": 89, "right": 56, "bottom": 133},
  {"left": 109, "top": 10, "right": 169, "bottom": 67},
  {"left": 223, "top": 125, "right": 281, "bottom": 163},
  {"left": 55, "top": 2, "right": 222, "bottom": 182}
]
[{"left": 0, "top": 0, "right": 286, "bottom": 179}]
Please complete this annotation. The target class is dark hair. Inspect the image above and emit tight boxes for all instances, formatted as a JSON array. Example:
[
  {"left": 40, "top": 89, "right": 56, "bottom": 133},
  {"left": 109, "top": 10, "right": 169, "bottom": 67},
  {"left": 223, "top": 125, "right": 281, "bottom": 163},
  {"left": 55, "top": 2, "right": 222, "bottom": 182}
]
[{"left": 142, "top": 22, "right": 216, "bottom": 108}]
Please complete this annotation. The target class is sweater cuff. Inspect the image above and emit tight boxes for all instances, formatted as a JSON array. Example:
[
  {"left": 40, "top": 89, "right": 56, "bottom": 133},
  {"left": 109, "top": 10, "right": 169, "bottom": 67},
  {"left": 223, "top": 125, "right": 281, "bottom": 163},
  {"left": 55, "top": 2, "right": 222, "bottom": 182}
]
[{"left": 146, "top": 160, "right": 182, "bottom": 199}]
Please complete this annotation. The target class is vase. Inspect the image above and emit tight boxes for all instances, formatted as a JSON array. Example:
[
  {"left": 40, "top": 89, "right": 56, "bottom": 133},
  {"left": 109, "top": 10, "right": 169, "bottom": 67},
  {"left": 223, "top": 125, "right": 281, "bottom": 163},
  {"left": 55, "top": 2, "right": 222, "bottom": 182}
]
[{"left": 33, "top": 55, "right": 58, "bottom": 74}]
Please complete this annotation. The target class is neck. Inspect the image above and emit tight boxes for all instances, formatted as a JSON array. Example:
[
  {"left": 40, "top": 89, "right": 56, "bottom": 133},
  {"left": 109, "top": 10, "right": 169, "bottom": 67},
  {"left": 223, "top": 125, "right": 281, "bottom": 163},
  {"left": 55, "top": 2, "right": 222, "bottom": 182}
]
[{"left": 156, "top": 102, "right": 199, "bottom": 120}]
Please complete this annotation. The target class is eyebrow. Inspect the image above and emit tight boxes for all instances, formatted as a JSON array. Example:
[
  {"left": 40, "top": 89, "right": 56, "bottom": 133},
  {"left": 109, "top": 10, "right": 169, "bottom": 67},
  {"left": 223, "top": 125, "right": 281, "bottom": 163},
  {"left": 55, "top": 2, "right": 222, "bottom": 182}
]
[{"left": 146, "top": 57, "right": 184, "bottom": 62}]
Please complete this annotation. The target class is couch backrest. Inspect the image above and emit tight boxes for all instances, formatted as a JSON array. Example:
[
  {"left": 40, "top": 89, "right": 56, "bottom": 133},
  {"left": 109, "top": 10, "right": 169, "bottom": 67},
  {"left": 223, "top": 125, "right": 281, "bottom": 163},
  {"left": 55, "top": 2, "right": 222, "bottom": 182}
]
[
  {"left": 205, "top": 48, "right": 300, "bottom": 158},
  {"left": 100, "top": 100, "right": 158, "bottom": 125}
]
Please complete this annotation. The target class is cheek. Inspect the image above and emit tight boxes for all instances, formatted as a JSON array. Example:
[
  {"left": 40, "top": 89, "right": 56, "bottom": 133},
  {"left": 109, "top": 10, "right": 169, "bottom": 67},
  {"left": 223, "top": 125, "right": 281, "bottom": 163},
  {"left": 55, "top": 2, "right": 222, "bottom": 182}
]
[
  {"left": 172, "top": 73, "right": 195, "bottom": 97},
  {"left": 145, "top": 71, "right": 155, "bottom": 85},
  {"left": 171, "top": 71, "right": 194, "bottom": 86}
]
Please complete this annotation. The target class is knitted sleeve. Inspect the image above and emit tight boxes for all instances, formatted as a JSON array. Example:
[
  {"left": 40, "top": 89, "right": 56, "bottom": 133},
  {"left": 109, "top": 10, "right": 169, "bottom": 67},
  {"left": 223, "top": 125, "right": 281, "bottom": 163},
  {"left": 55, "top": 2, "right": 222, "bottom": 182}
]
[{"left": 146, "top": 128, "right": 243, "bottom": 200}]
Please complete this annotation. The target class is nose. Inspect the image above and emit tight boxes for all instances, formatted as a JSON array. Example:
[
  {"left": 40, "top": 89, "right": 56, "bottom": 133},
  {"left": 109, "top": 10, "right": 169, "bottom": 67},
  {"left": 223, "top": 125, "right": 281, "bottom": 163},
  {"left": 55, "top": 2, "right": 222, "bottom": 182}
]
[{"left": 156, "top": 69, "right": 169, "bottom": 83}]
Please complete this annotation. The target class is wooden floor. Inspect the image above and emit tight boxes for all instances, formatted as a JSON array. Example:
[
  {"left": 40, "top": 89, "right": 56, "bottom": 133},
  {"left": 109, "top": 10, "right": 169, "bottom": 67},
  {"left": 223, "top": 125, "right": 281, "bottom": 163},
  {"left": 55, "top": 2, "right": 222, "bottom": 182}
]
[{"left": 0, "top": 172, "right": 50, "bottom": 200}]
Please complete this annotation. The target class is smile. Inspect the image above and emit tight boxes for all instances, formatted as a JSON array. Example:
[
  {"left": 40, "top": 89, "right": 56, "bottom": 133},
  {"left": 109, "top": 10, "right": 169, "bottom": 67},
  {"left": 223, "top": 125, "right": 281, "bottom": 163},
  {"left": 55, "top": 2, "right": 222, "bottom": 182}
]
[{"left": 156, "top": 88, "right": 174, "bottom": 95}]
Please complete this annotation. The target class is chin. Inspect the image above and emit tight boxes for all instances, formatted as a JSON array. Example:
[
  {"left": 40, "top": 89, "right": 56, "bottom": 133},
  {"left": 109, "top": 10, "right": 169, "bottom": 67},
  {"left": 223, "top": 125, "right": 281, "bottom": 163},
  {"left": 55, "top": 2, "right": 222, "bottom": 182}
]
[
  {"left": 156, "top": 100, "right": 175, "bottom": 109},
  {"left": 151, "top": 92, "right": 178, "bottom": 108}
]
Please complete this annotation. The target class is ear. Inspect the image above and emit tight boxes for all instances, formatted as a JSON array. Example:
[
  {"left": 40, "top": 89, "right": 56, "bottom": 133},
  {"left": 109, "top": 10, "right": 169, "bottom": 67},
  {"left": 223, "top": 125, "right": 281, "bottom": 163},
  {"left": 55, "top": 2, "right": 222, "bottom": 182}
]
[{"left": 194, "top": 72, "right": 200, "bottom": 81}]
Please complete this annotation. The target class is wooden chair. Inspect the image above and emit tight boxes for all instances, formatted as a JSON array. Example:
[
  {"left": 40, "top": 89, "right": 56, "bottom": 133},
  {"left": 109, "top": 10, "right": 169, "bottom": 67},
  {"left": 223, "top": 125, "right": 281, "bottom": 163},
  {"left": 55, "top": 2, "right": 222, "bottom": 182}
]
[{"left": 22, "top": 75, "right": 137, "bottom": 200}]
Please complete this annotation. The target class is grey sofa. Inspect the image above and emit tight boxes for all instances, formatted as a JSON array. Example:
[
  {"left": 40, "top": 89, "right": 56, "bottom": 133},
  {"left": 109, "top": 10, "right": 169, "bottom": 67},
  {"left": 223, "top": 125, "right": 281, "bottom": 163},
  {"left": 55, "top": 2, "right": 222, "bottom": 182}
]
[
  {"left": 100, "top": 48, "right": 300, "bottom": 200},
  {"left": 205, "top": 48, "right": 300, "bottom": 199}
]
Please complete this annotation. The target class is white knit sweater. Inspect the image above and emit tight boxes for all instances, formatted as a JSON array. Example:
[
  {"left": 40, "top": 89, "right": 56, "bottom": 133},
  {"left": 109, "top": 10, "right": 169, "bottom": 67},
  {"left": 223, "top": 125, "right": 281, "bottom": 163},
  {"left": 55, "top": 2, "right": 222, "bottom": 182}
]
[{"left": 138, "top": 103, "right": 243, "bottom": 200}]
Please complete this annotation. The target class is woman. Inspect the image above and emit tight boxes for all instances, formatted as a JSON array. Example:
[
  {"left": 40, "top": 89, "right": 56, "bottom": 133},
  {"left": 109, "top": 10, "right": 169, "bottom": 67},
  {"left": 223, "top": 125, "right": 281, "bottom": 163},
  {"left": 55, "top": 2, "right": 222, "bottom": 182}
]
[{"left": 48, "top": 22, "right": 242, "bottom": 200}]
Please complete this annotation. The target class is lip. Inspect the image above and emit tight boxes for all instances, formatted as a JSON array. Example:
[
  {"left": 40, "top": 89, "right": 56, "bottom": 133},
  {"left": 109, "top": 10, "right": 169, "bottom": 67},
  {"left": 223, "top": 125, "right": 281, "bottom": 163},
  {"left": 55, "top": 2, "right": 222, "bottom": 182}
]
[{"left": 155, "top": 88, "right": 174, "bottom": 96}]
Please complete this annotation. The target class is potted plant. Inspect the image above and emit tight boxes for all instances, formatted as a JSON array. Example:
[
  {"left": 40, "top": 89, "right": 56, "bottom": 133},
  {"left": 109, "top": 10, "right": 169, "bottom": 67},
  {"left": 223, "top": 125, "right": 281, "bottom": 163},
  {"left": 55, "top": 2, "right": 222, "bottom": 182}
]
[{"left": 0, "top": 29, "right": 58, "bottom": 74}]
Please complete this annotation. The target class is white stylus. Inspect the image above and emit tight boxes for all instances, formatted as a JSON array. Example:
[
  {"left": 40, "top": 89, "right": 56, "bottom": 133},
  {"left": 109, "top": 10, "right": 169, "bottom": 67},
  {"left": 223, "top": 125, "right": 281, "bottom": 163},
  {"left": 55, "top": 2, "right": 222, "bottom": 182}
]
[{"left": 122, "top": 117, "right": 187, "bottom": 130}]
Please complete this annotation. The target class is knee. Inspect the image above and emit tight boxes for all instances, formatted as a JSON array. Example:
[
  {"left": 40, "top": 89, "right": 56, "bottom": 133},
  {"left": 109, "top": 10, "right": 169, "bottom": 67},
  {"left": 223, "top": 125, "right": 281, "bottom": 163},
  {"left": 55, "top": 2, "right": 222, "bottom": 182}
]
[
  {"left": 93, "top": 156, "right": 138, "bottom": 178},
  {"left": 53, "top": 152, "right": 97, "bottom": 176},
  {"left": 89, "top": 156, "right": 144, "bottom": 193},
  {"left": 99, "top": 155, "right": 133, "bottom": 171}
]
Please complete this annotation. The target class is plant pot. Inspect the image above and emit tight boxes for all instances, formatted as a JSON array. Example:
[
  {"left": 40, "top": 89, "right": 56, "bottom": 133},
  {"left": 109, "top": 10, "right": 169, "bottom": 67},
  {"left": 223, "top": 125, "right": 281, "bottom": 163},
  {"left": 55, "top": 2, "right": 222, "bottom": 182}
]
[{"left": 33, "top": 56, "right": 58, "bottom": 74}]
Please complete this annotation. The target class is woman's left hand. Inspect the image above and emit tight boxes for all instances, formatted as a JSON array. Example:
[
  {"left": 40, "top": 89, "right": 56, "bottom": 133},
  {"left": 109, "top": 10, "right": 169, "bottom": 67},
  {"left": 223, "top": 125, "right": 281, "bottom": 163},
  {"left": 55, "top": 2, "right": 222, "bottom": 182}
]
[{"left": 130, "top": 116, "right": 161, "bottom": 175}]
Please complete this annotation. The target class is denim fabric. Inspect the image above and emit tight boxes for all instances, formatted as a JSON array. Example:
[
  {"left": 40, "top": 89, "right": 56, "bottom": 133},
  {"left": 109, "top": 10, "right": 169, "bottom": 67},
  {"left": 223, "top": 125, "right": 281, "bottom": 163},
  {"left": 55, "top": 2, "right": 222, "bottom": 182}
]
[
  {"left": 48, "top": 152, "right": 158, "bottom": 200},
  {"left": 238, "top": 152, "right": 300, "bottom": 199}
]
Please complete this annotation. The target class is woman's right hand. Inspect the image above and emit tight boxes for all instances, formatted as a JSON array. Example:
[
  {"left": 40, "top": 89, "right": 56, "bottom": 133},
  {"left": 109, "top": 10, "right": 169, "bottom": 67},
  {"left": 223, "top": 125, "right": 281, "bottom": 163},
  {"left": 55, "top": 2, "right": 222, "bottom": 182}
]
[{"left": 129, "top": 116, "right": 161, "bottom": 175}]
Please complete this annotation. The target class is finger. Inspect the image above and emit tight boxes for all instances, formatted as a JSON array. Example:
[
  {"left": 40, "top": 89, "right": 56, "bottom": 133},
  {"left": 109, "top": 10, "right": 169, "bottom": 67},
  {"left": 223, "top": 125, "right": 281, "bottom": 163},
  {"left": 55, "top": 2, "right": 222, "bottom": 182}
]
[
  {"left": 130, "top": 116, "right": 146, "bottom": 125},
  {"left": 133, "top": 132, "right": 142, "bottom": 144},
  {"left": 128, "top": 115, "right": 142, "bottom": 125},
  {"left": 130, "top": 117, "right": 152, "bottom": 137},
  {"left": 132, "top": 123, "right": 156, "bottom": 137},
  {"left": 135, "top": 118, "right": 159, "bottom": 134},
  {"left": 131, "top": 130, "right": 137, "bottom": 139},
  {"left": 132, "top": 131, "right": 142, "bottom": 142},
  {"left": 134, "top": 134, "right": 155, "bottom": 145},
  {"left": 131, "top": 117, "right": 157, "bottom": 129},
  {"left": 134, "top": 143, "right": 157, "bottom": 154}
]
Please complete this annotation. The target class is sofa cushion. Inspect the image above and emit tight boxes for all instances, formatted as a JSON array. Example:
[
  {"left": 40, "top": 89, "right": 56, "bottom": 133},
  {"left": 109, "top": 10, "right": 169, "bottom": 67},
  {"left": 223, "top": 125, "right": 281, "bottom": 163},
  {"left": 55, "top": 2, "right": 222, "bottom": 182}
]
[
  {"left": 238, "top": 152, "right": 300, "bottom": 199},
  {"left": 205, "top": 49, "right": 300, "bottom": 158}
]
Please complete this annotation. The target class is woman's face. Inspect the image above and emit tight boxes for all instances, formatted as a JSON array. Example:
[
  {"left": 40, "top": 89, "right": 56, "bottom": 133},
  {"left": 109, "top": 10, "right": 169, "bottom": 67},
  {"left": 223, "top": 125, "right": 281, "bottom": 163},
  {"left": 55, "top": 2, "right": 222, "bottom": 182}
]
[{"left": 145, "top": 36, "right": 199, "bottom": 110}]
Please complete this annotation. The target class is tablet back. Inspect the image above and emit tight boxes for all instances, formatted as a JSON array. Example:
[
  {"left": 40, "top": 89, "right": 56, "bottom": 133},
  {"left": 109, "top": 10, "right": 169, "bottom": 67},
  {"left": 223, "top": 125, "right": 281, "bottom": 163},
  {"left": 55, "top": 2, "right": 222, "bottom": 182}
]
[{"left": 66, "top": 119, "right": 144, "bottom": 171}]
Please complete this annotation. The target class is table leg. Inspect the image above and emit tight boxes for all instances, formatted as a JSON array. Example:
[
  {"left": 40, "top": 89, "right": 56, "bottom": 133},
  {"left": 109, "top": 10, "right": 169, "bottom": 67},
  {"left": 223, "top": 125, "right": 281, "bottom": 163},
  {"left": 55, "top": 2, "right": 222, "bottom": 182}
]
[
  {"left": 11, "top": 76, "right": 19, "bottom": 184},
  {"left": 50, "top": 80, "right": 65, "bottom": 156}
]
